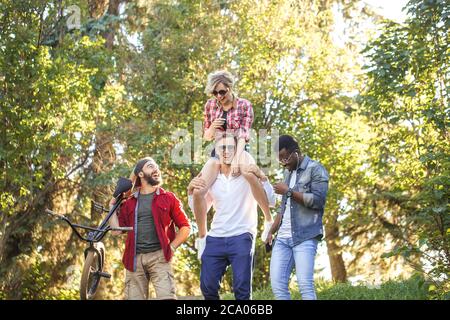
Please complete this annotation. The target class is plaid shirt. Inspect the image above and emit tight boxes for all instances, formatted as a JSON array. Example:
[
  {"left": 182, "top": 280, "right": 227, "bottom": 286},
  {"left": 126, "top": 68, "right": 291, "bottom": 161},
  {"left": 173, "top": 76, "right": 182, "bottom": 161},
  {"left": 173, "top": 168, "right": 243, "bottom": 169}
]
[{"left": 203, "top": 97, "right": 254, "bottom": 142}]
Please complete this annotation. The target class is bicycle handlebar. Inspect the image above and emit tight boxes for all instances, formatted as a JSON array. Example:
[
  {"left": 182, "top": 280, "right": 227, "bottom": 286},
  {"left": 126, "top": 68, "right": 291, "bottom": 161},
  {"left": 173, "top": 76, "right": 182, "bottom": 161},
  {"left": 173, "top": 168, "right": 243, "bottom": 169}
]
[
  {"left": 110, "top": 226, "right": 133, "bottom": 232},
  {"left": 45, "top": 178, "right": 134, "bottom": 243},
  {"left": 44, "top": 204, "right": 133, "bottom": 243}
]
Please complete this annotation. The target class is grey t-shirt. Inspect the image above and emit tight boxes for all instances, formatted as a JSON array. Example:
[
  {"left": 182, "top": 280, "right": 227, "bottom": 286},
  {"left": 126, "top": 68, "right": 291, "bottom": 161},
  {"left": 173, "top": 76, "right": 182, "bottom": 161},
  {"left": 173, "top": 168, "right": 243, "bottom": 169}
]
[{"left": 136, "top": 192, "right": 161, "bottom": 254}]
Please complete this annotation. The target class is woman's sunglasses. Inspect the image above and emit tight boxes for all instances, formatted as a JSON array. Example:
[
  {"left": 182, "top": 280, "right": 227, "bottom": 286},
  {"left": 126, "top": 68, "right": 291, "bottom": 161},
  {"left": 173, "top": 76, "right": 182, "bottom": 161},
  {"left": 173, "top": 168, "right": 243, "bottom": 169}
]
[{"left": 212, "top": 88, "right": 229, "bottom": 97}]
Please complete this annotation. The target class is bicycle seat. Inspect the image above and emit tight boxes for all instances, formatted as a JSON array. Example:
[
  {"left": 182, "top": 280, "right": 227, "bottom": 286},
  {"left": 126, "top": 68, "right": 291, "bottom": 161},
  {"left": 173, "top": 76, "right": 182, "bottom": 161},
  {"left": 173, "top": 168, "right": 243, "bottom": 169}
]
[{"left": 113, "top": 177, "right": 133, "bottom": 198}]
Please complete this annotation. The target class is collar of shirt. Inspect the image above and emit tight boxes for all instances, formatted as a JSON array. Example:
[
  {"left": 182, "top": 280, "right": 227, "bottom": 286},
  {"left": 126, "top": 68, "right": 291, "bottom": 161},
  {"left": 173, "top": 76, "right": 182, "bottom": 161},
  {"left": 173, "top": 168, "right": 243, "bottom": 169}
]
[
  {"left": 217, "top": 172, "right": 236, "bottom": 181},
  {"left": 132, "top": 186, "right": 164, "bottom": 198},
  {"left": 295, "top": 155, "right": 311, "bottom": 171}
]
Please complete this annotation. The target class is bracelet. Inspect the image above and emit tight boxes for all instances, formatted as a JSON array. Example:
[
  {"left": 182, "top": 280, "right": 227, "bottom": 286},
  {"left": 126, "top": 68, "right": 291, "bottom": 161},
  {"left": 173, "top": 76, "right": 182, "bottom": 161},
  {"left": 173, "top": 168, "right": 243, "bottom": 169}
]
[{"left": 170, "top": 244, "right": 176, "bottom": 252}]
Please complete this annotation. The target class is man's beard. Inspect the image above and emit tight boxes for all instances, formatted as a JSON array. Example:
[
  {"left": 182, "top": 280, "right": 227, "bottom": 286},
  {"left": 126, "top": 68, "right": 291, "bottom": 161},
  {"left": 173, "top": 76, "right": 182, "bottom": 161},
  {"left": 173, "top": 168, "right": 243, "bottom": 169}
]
[{"left": 142, "top": 172, "right": 161, "bottom": 186}]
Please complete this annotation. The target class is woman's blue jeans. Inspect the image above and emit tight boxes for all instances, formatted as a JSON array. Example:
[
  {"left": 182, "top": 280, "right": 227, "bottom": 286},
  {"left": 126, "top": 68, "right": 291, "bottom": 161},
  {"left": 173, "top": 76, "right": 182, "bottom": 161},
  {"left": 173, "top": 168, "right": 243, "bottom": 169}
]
[{"left": 270, "top": 237, "right": 318, "bottom": 300}]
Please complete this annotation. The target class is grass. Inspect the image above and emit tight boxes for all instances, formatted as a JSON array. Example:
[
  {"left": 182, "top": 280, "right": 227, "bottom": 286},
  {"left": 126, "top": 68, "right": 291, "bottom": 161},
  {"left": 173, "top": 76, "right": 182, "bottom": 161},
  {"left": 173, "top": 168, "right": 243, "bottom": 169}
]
[{"left": 221, "top": 275, "right": 433, "bottom": 300}]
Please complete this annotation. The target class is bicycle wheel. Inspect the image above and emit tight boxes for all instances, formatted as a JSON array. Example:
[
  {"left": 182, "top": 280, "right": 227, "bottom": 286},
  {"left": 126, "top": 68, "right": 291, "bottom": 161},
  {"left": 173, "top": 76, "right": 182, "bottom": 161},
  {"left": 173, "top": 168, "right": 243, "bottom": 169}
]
[{"left": 80, "top": 250, "right": 102, "bottom": 300}]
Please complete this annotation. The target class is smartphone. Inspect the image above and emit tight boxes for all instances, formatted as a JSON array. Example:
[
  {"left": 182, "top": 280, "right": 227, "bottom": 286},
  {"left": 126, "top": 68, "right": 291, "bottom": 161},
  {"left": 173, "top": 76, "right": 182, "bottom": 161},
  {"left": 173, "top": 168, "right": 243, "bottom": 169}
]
[{"left": 221, "top": 111, "right": 227, "bottom": 130}]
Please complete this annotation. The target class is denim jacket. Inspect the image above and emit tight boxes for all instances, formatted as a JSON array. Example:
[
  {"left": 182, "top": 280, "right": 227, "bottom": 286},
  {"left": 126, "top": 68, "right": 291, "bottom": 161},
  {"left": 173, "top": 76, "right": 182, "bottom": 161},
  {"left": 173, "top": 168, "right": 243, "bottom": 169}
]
[{"left": 277, "top": 155, "right": 329, "bottom": 246}]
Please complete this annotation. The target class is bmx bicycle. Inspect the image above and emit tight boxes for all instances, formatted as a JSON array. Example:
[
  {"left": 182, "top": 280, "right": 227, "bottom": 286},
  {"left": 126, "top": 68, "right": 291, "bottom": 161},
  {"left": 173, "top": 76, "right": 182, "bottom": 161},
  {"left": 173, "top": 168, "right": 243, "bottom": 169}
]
[{"left": 44, "top": 178, "right": 133, "bottom": 300}]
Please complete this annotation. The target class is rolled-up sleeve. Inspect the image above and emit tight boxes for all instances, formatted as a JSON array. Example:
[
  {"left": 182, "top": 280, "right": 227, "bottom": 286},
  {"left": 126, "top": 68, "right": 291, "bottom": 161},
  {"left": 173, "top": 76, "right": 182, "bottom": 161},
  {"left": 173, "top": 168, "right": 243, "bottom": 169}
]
[
  {"left": 302, "top": 165, "right": 329, "bottom": 210},
  {"left": 262, "top": 180, "right": 276, "bottom": 208},
  {"left": 169, "top": 193, "right": 191, "bottom": 229},
  {"left": 237, "top": 100, "right": 254, "bottom": 142},
  {"left": 203, "top": 101, "right": 212, "bottom": 134}
]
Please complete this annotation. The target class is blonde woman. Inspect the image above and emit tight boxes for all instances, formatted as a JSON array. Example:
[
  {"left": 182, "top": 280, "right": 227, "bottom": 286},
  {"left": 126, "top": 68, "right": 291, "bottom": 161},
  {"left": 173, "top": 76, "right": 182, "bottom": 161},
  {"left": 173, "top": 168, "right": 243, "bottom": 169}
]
[{"left": 191, "top": 70, "right": 274, "bottom": 249}]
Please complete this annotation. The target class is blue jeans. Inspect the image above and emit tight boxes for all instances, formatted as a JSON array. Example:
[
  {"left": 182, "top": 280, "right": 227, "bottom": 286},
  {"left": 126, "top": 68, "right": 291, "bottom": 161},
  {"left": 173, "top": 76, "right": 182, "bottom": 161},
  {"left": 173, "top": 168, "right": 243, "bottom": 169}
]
[
  {"left": 200, "top": 233, "right": 254, "bottom": 300},
  {"left": 270, "top": 237, "right": 318, "bottom": 300}
]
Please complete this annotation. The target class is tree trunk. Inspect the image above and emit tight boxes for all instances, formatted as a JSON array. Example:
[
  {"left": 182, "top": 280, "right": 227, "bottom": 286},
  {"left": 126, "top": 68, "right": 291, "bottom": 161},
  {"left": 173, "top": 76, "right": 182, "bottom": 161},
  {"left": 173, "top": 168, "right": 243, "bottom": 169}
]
[
  {"left": 325, "top": 217, "right": 347, "bottom": 282},
  {"left": 89, "top": 0, "right": 122, "bottom": 300}
]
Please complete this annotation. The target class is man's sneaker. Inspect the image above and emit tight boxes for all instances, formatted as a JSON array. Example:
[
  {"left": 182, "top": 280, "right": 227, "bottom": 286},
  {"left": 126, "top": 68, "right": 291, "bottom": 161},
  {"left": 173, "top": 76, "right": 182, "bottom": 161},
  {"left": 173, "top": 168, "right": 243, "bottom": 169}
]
[{"left": 261, "top": 221, "right": 273, "bottom": 242}]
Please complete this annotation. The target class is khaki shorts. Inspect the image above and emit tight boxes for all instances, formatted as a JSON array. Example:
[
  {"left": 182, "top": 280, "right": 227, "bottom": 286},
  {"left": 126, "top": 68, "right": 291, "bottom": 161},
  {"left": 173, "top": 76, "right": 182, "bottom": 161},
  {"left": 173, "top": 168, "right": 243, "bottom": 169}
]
[{"left": 124, "top": 249, "right": 176, "bottom": 300}]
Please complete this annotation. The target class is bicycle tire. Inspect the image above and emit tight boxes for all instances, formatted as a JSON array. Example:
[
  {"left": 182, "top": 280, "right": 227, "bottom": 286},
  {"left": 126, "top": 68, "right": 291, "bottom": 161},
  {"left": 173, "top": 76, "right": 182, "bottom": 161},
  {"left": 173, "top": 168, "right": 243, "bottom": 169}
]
[{"left": 80, "top": 250, "right": 102, "bottom": 300}]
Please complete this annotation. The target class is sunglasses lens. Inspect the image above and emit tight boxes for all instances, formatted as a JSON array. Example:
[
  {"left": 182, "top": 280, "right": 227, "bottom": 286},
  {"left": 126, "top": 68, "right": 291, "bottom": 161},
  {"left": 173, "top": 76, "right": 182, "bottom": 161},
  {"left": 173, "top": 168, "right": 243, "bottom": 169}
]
[{"left": 213, "top": 89, "right": 228, "bottom": 96}]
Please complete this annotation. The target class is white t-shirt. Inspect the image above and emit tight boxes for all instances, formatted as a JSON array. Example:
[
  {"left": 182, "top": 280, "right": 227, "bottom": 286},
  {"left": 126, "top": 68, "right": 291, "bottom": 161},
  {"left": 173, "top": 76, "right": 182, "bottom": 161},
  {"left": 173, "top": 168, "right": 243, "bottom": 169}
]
[
  {"left": 207, "top": 174, "right": 257, "bottom": 237},
  {"left": 277, "top": 171, "right": 297, "bottom": 239},
  {"left": 188, "top": 175, "right": 275, "bottom": 238}
]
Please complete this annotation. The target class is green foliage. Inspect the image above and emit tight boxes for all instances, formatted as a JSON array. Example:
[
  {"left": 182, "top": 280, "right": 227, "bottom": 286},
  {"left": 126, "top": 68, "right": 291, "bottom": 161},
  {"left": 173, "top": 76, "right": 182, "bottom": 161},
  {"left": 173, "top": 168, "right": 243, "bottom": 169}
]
[
  {"left": 1, "top": 0, "right": 448, "bottom": 300},
  {"left": 0, "top": 0, "right": 133, "bottom": 299},
  {"left": 360, "top": 0, "right": 450, "bottom": 294},
  {"left": 316, "top": 276, "right": 430, "bottom": 300},
  {"left": 222, "top": 275, "right": 432, "bottom": 300},
  {"left": 20, "top": 256, "right": 52, "bottom": 300}
]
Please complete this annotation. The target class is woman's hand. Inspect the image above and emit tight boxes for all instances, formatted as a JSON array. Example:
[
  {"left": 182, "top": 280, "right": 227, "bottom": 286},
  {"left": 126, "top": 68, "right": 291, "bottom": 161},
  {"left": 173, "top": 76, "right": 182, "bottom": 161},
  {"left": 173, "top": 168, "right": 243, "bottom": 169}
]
[
  {"left": 211, "top": 118, "right": 225, "bottom": 129},
  {"left": 231, "top": 157, "right": 241, "bottom": 177},
  {"left": 205, "top": 119, "right": 225, "bottom": 140},
  {"left": 246, "top": 164, "right": 267, "bottom": 181}
]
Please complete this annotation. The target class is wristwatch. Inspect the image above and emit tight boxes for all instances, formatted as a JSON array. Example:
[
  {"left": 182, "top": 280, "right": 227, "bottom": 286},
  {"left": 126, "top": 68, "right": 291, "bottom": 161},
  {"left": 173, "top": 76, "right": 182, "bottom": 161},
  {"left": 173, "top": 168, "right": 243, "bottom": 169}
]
[{"left": 286, "top": 188, "right": 293, "bottom": 198}]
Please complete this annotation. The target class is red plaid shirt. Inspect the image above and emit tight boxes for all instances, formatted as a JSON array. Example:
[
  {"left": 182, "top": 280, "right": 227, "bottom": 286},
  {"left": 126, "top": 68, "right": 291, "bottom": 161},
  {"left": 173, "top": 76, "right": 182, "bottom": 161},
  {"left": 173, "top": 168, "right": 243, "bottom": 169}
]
[{"left": 203, "top": 97, "right": 254, "bottom": 142}]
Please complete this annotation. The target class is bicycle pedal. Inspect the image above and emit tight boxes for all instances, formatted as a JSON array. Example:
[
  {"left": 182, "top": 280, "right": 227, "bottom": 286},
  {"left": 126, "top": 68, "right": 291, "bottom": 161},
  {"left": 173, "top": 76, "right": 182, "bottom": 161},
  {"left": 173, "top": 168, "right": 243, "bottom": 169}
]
[{"left": 96, "top": 271, "right": 111, "bottom": 279}]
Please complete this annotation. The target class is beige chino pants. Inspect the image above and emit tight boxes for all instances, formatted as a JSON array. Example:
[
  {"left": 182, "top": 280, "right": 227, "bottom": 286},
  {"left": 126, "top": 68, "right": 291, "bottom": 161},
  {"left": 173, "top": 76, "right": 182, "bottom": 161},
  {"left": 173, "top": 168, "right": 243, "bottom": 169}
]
[{"left": 124, "top": 249, "right": 176, "bottom": 300}]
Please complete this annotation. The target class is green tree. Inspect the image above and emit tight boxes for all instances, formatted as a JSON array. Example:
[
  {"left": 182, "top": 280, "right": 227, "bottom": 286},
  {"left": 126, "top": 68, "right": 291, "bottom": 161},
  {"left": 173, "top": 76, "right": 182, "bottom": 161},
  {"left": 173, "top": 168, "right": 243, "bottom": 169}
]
[
  {"left": 0, "top": 0, "right": 133, "bottom": 299},
  {"left": 360, "top": 0, "right": 449, "bottom": 297}
]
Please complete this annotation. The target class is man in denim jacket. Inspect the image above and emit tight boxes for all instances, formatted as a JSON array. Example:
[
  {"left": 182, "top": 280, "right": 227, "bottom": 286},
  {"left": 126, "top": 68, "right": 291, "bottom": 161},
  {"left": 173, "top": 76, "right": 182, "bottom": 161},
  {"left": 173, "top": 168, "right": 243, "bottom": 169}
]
[{"left": 265, "top": 135, "right": 329, "bottom": 300}]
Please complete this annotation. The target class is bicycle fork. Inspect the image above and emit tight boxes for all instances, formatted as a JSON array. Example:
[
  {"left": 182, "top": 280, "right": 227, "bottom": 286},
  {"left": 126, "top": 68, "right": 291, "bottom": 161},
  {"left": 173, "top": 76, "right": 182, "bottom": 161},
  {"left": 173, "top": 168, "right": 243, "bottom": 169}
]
[{"left": 84, "top": 242, "right": 111, "bottom": 279}]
